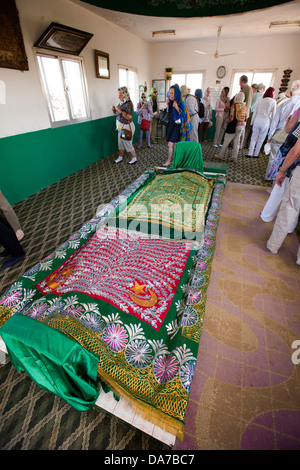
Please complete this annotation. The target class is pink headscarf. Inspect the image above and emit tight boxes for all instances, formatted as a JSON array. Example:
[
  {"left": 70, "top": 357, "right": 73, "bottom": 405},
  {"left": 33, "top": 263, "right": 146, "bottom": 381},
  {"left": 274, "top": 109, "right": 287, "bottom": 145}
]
[{"left": 263, "top": 87, "right": 275, "bottom": 99}]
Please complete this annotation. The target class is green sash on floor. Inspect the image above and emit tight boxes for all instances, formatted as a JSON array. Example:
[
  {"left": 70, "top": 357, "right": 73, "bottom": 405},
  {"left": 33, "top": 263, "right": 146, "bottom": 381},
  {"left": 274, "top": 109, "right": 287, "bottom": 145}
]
[
  {"left": 171, "top": 141, "right": 204, "bottom": 173},
  {"left": 0, "top": 313, "right": 100, "bottom": 411}
]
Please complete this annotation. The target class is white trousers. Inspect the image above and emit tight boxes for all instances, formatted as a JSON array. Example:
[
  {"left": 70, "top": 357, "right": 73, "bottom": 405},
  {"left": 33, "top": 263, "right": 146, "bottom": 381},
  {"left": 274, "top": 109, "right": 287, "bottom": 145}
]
[
  {"left": 248, "top": 117, "right": 270, "bottom": 156},
  {"left": 261, "top": 177, "right": 289, "bottom": 222},
  {"left": 189, "top": 113, "right": 200, "bottom": 143},
  {"left": 267, "top": 166, "right": 300, "bottom": 258}
]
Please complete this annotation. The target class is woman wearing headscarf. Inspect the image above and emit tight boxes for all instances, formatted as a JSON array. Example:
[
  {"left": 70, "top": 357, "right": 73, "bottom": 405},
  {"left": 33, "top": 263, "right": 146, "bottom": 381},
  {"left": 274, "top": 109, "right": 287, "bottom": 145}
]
[
  {"left": 215, "top": 92, "right": 247, "bottom": 163},
  {"left": 213, "top": 87, "right": 230, "bottom": 147},
  {"left": 180, "top": 85, "right": 199, "bottom": 143},
  {"left": 112, "top": 86, "right": 137, "bottom": 165},
  {"left": 199, "top": 87, "right": 212, "bottom": 142},
  {"left": 163, "top": 85, "right": 192, "bottom": 167},
  {"left": 148, "top": 87, "right": 160, "bottom": 144},
  {"left": 247, "top": 87, "right": 277, "bottom": 158},
  {"left": 136, "top": 92, "right": 153, "bottom": 149}
]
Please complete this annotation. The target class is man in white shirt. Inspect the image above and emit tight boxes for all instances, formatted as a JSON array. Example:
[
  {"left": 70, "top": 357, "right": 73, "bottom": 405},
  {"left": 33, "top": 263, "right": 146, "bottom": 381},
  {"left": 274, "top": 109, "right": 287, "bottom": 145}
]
[
  {"left": 243, "top": 83, "right": 265, "bottom": 148},
  {"left": 251, "top": 83, "right": 265, "bottom": 114},
  {"left": 265, "top": 80, "right": 300, "bottom": 180}
]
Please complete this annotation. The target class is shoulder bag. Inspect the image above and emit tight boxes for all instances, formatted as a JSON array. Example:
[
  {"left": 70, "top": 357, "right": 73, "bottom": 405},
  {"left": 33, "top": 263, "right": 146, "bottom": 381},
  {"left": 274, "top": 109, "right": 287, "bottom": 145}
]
[
  {"left": 120, "top": 123, "right": 132, "bottom": 141},
  {"left": 159, "top": 108, "right": 170, "bottom": 126},
  {"left": 140, "top": 119, "right": 151, "bottom": 131}
]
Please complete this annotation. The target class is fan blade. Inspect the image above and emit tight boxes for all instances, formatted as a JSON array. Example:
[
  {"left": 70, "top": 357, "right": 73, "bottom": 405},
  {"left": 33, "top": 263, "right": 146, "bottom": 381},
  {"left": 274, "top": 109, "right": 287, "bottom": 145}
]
[
  {"left": 217, "top": 51, "right": 246, "bottom": 57},
  {"left": 195, "top": 50, "right": 208, "bottom": 54}
]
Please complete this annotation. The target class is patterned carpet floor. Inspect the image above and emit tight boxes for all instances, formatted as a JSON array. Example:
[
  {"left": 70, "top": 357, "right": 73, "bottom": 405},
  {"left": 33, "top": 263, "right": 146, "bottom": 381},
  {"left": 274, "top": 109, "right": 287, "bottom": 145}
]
[{"left": 0, "top": 139, "right": 299, "bottom": 450}]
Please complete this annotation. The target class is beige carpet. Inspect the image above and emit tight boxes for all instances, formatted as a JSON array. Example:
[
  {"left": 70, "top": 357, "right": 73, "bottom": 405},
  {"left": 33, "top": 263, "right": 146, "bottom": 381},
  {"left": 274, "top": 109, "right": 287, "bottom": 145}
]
[{"left": 174, "top": 182, "right": 300, "bottom": 450}]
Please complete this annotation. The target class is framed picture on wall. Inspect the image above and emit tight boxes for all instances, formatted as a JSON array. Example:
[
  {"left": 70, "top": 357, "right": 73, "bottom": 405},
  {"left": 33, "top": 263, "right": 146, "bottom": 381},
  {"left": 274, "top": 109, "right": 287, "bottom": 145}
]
[
  {"left": 0, "top": 0, "right": 28, "bottom": 71},
  {"left": 95, "top": 50, "right": 110, "bottom": 79},
  {"left": 34, "top": 22, "right": 93, "bottom": 55},
  {"left": 152, "top": 79, "right": 166, "bottom": 102}
]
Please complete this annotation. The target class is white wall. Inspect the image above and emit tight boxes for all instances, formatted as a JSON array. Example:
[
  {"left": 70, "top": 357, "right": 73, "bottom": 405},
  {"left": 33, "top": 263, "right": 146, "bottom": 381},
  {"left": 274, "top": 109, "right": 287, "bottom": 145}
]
[
  {"left": 0, "top": 0, "right": 152, "bottom": 138},
  {"left": 149, "top": 34, "right": 300, "bottom": 101}
]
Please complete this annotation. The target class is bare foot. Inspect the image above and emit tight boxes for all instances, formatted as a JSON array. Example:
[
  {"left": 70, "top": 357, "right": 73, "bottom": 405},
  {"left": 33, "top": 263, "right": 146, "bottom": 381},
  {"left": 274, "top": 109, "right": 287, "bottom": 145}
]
[
  {"left": 162, "top": 161, "right": 171, "bottom": 167},
  {"left": 16, "top": 229, "right": 24, "bottom": 241},
  {"left": 215, "top": 154, "right": 223, "bottom": 159}
]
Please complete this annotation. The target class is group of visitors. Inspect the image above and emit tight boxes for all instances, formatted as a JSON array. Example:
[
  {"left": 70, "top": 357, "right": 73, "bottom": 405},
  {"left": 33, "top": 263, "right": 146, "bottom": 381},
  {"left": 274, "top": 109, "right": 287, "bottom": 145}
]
[
  {"left": 261, "top": 81, "right": 300, "bottom": 265},
  {"left": 111, "top": 77, "right": 300, "bottom": 265},
  {"left": 111, "top": 83, "right": 215, "bottom": 166},
  {"left": 214, "top": 75, "right": 275, "bottom": 163},
  {"left": 1, "top": 79, "right": 299, "bottom": 271},
  {"left": 111, "top": 75, "right": 277, "bottom": 167}
]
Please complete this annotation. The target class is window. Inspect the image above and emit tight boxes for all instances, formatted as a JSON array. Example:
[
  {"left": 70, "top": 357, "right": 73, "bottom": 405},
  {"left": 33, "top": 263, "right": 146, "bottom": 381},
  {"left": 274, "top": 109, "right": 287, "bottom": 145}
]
[
  {"left": 231, "top": 70, "right": 276, "bottom": 98},
  {"left": 118, "top": 65, "right": 138, "bottom": 109},
  {"left": 37, "top": 53, "right": 91, "bottom": 126},
  {"left": 171, "top": 72, "right": 204, "bottom": 94}
]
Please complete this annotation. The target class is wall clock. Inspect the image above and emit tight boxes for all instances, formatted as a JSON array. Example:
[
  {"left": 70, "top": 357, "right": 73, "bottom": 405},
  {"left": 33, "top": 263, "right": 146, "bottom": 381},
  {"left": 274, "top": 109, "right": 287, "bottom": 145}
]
[{"left": 216, "top": 66, "right": 226, "bottom": 79}]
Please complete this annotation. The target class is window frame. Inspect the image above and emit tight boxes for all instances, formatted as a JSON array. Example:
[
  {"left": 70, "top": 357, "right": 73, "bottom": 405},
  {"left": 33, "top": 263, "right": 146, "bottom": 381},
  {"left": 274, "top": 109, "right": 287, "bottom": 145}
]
[
  {"left": 230, "top": 68, "right": 277, "bottom": 98},
  {"left": 170, "top": 70, "right": 206, "bottom": 92},
  {"left": 36, "top": 50, "right": 91, "bottom": 128},
  {"left": 118, "top": 64, "right": 138, "bottom": 110}
]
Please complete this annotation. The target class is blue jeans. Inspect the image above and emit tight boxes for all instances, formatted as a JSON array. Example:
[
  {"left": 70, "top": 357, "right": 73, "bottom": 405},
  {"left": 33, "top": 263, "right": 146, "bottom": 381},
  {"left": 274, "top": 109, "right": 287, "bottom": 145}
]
[{"left": 138, "top": 128, "right": 151, "bottom": 147}]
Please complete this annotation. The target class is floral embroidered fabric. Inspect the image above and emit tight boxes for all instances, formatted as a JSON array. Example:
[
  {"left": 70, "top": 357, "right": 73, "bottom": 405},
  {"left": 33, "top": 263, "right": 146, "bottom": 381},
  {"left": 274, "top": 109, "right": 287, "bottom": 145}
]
[{"left": 0, "top": 168, "right": 225, "bottom": 439}]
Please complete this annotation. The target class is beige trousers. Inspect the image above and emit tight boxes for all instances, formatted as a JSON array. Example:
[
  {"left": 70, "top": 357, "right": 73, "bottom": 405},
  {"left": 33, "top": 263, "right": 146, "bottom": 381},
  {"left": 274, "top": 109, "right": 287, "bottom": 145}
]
[
  {"left": 213, "top": 115, "right": 226, "bottom": 145},
  {"left": 219, "top": 125, "right": 245, "bottom": 161},
  {"left": 150, "top": 117, "right": 158, "bottom": 142},
  {"left": 267, "top": 165, "right": 300, "bottom": 259},
  {"left": 0, "top": 190, "right": 21, "bottom": 232}
]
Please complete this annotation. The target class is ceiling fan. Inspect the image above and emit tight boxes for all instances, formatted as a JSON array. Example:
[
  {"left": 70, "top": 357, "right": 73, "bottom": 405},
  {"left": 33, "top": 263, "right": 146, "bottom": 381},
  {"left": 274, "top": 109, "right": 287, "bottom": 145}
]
[{"left": 195, "top": 26, "right": 246, "bottom": 58}]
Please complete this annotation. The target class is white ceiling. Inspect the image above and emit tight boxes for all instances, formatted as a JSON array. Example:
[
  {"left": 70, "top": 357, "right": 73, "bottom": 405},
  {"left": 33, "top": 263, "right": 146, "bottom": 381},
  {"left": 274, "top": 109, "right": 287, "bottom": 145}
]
[{"left": 72, "top": 0, "right": 300, "bottom": 42}]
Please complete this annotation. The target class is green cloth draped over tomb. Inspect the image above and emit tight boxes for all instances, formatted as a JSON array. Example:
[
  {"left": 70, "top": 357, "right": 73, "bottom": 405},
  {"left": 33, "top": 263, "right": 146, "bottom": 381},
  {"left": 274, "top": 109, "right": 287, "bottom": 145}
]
[
  {"left": 171, "top": 141, "right": 204, "bottom": 173},
  {"left": 0, "top": 313, "right": 100, "bottom": 411}
]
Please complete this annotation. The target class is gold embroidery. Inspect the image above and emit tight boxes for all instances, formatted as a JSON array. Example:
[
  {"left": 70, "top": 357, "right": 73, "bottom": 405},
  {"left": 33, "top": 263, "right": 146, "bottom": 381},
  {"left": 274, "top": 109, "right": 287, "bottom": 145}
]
[
  {"left": 47, "top": 268, "right": 73, "bottom": 290},
  {"left": 129, "top": 281, "right": 158, "bottom": 307}
]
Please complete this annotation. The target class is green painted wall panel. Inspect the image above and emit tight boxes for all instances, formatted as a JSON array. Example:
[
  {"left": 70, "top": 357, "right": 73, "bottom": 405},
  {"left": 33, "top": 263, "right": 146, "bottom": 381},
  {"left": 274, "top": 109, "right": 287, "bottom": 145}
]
[{"left": 0, "top": 114, "right": 138, "bottom": 205}]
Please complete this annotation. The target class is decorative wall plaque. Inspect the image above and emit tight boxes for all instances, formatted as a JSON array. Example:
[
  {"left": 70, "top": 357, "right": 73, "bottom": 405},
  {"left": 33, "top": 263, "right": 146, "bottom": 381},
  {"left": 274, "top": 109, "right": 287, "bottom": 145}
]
[{"left": 0, "top": 0, "right": 29, "bottom": 71}]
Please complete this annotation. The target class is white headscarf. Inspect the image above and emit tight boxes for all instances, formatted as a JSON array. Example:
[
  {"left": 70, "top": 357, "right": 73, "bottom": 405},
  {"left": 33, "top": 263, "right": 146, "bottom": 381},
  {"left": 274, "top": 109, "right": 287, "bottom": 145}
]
[
  {"left": 291, "top": 80, "right": 300, "bottom": 96},
  {"left": 180, "top": 85, "right": 189, "bottom": 97},
  {"left": 234, "top": 92, "right": 245, "bottom": 103},
  {"left": 118, "top": 86, "right": 131, "bottom": 103}
]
